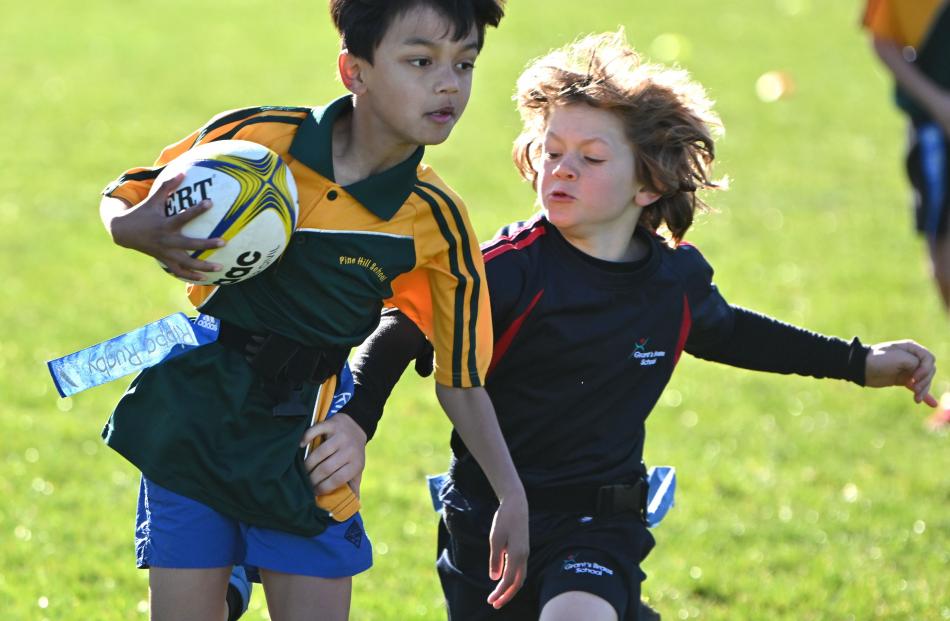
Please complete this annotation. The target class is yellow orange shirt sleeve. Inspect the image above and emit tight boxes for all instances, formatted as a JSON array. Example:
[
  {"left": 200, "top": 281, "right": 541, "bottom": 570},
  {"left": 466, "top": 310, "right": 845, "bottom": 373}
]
[
  {"left": 863, "top": 0, "right": 902, "bottom": 42},
  {"left": 863, "top": 0, "right": 944, "bottom": 46},
  {"left": 387, "top": 181, "right": 492, "bottom": 388}
]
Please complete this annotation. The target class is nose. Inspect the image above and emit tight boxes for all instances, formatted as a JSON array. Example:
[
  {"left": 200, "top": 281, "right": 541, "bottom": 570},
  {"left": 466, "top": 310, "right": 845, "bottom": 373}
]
[
  {"left": 552, "top": 157, "right": 577, "bottom": 180},
  {"left": 435, "top": 65, "right": 460, "bottom": 95}
]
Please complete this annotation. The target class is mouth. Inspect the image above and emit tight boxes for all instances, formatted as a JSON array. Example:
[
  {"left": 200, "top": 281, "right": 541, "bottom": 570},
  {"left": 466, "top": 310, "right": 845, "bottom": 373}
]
[
  {"left": 426, "top": 106, "right": 456, "bottom": 124},
  {"left": 547, "top": 190, "right": 575, "bottom": 202}
]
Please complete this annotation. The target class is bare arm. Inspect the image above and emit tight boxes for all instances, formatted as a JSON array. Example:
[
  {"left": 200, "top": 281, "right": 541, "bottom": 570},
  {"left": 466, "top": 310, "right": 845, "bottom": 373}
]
[
  {"left": 872, "top": 36, "right": 950, "bottom": 133},
  {"left": 436, "top": 384, "right": 529, "bottom": 609},
  {"left": 99, "top": 173, "right": 224, "bottom": 281}
]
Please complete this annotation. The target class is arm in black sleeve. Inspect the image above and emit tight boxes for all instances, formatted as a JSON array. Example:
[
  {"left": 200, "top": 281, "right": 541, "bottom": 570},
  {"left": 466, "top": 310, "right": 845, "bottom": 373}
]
[
  {"left": 687, "top": 306, "right": 870, "bottom": 385},
  {"left": 343, "top": 309, "right": 431, "bottom": 441}
]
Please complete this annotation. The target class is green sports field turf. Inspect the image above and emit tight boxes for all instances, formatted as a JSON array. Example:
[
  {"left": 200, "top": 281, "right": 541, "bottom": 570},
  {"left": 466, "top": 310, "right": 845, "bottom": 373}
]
[{"left": 1, "top": 1, "right": 947, "bottom": 619}]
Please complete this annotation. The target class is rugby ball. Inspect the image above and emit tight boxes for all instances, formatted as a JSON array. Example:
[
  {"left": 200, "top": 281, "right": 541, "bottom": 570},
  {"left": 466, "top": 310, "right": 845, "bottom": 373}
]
[{"left": 151, "top": 139, "right": 299, "bottom": 285}]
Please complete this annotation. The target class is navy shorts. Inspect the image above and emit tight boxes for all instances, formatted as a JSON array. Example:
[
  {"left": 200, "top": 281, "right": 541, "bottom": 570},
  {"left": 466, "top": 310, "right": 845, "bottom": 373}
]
[
  {"left": 135, "top": 477, "right": 372, "bottom": 578},
  {"left": 907, "top": 121, "right": 949, "bottom": 238},
  {"left": 436, "top": 491, "right": 655, "bottom": 621}
]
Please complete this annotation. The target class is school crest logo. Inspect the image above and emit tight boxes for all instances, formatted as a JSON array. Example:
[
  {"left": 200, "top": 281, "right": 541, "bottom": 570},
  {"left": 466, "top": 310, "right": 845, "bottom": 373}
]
[
  {"left": 344, "top": 521, "right": 363, "bottom": 548},
  {"left": 561, "top": 553, "right": 614, "bottom": 576},
  {"left": 630, "top": 336, "right": 666, "bottom": 366}
]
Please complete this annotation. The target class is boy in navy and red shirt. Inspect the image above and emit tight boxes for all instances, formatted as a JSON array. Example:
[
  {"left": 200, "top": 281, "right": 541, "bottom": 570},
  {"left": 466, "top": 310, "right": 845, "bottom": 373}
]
[{"left": 340, "top": 32, "right": 938, "bottom": 621}]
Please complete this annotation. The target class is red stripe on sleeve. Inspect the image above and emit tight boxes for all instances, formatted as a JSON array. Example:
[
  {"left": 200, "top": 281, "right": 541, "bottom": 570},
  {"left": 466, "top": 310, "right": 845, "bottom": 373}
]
[
  {"left": 488, "top": 289, "right": 544, "bottom": 377},
  {"left": 483, "top": 226, "right": 546, "bottom": 263},
  {"left": 481, "top": 216, "right": 547, "bottom": 262},
  {"left": 673, "top": 293, "right": 692, "bottom": 365}
]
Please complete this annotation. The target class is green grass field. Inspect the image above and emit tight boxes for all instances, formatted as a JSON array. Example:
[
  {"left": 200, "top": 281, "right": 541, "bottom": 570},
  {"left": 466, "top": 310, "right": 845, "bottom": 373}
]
[{"left": 2, "top": 1, "right": 948, "bottom": 619}]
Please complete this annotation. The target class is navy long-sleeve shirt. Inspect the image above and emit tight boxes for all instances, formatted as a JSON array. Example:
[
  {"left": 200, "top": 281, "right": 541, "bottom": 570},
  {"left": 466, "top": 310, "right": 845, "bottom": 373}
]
[{"left": 346, "top": 215, "right": 868, "bottom": 504}]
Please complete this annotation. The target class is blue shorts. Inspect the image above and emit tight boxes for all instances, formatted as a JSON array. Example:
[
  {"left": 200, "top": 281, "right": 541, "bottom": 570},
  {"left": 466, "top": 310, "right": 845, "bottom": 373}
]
[
  {"left": 135, "top": 477, "right": 372, "bottom": 578},
  {"left": 907, "top": 121, "right": 949, "bottom": 238}
]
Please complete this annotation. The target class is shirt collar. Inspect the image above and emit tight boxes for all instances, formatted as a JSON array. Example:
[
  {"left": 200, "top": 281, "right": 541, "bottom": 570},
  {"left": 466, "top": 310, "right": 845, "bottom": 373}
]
[{"left": 289, "top": 95, "right": 425, "bottom": 221}]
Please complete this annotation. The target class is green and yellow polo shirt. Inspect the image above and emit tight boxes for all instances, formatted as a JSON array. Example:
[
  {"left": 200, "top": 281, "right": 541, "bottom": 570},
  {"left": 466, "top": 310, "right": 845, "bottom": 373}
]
[
  {"left": 106, "top": 95, "right": 491, "bottom": 388},
  {"left": 863, "top": 0, "right": 945, "bottom": 48},
  {"left": 101, "top": 96, "right": 491, "bottom": 535},
  {"left": 863, "top": 0, "right": 950, "bottom": 121}
]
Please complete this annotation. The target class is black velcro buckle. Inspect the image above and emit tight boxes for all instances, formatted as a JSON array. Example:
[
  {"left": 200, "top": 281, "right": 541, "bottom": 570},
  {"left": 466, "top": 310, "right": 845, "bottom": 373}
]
[
  {"left": 272, "top": 387, "right": 311, "bottom": 417},
  {"left": 217, "top": 321, "right": 349, "bottom": 417},
  {"left": 526, "top": 479, "right": 648, "bottom": 522},
  {"left": 248, "top": 334, "right": 300, "bottom": 381},
  {"left": 248, "top": 336, "right": 314, "bottom": 417},
  {"left": 595, "top": 482, "right": 647, "bottom": 523}
]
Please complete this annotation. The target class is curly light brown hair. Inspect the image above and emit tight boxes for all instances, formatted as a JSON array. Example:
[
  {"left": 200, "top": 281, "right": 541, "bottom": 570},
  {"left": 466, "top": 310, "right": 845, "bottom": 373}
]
[{"left": 513, "top": 31, "right": 722, "bottom": 242}]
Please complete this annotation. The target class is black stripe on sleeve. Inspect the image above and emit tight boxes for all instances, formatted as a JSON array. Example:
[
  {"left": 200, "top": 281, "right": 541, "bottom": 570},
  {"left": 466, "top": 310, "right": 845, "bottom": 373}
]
[
  {"left": 102, "top": 167, "right": 165, "bottom": 196},
  {"left": 104, "top": 109, "right": 307, "bottom": 198},
  {"left": 417, "top": 181, "right": 482, "bottom": 387},
  {"left": 412, "top": 186, "right": 467, "bottom": 386},
  {"left": 192, "top": 106, "right": 310, "bottom": 146},
  {"left": 210, "top": 115, "right": 304, "bottom": 142}
]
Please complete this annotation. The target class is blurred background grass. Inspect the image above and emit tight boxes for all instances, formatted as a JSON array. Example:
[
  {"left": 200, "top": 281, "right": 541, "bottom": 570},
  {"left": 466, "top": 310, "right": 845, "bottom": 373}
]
[{"left": 1, "top": 0, "right": 947, "bottom": 619}]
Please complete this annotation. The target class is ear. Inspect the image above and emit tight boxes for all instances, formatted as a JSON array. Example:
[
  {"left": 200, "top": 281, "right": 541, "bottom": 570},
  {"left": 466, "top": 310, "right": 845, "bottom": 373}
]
[
  {"left": 338, "top": 51, "right": 366, "bottom": 95},
  {"left": 634, "top": 187, "right": 662, "bottom": 208}
]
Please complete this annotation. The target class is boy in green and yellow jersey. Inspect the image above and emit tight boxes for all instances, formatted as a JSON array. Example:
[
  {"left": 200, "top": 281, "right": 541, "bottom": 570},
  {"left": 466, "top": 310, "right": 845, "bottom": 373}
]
[{"left": 97, "top": 2, "right": 527, "bottom": 619}]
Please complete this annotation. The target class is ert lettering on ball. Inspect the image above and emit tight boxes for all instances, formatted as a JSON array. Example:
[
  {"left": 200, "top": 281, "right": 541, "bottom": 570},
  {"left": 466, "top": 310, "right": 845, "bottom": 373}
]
[{"left": 165, "top": 177, "right": 214, "bottom": 216}]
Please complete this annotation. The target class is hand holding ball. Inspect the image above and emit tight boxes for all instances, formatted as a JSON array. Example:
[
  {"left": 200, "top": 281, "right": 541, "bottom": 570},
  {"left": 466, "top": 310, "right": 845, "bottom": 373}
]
[{"left": 150, "top": 140, "right": 299, "bottom": 285}]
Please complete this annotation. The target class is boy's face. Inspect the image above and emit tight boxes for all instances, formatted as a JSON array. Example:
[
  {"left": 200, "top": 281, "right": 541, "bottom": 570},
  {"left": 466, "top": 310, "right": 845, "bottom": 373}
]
[
  {"left": 346, "top": 6, "right": 480, "bottom": 147},
  {"left": 538, "top": 104, "right": 654, "bottom": 236}
]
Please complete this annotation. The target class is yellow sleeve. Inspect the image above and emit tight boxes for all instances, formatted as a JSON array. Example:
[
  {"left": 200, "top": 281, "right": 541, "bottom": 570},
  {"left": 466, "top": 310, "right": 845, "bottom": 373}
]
[
  {"left": 387, "top": 269, "right": 435, "bottom": 338},
  {"left": 101, "top": 114, "right": 231, "bottom": 308},
  {"left": 101, "top": 107, "right": 295, "bottom": 206},
  {"left": 862, "top": 0, "right": 903, "bottom": 43},
  {"left": 389, "top": 182, "right": 492, "bottom": 387},
  {"left": 101, "top": 107, "right": 308, "bottom": 307},
  {"left": 101, "top": 127, "right": 202, "bottom": 207}
]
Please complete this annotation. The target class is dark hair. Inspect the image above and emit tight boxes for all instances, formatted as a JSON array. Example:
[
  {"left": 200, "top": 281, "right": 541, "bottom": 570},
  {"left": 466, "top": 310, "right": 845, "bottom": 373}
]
[
  {"left": 513, "top": 31, "right": 723, "bottom": 243},
  {"left": 329, "top": 0, "right": 505, "bottom": 64}
]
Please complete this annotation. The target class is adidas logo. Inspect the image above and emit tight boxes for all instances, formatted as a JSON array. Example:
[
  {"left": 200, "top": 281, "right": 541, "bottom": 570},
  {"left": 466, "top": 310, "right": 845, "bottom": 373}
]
[{"left": 194, "top": 314, "right": 220, "bottom": 332}]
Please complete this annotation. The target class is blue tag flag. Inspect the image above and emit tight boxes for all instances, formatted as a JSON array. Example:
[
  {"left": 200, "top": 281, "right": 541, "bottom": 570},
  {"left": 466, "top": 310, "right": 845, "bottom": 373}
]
[
  {"left": 327, "top": 363, "right": 354, "bottom": 419},
  {"left": 646, "top": 466, "right": 676, "bottom": 527},
  {"left": 427, "top": 472, "right": 450, "bottom": 512},
  {"left": 47, "top": 313, "right": 221, "bottom": 398}
]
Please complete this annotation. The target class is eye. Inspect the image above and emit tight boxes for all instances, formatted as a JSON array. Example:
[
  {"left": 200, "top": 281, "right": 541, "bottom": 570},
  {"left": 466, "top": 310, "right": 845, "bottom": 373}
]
[
  {"left": 456, "top": 60, "right": 476, "bottom": 71},
  {"left": 584, "top": 157, "right": 606, "bottom": 164},
  {"left": 409, "top": 58, "right": 432, "bottom": 68}
]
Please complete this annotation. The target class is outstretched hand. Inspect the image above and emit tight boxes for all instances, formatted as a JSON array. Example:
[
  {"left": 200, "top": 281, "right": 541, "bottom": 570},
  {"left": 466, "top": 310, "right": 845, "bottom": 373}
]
[
  {"left": 486, "top": 493, "right": 529, "bottom": 609},
  {"left": 864, "top": 340, "right": 937, "bottom": 407},
  {"left": 108, "top": 173, "right": 225, "bottom": 281}
]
